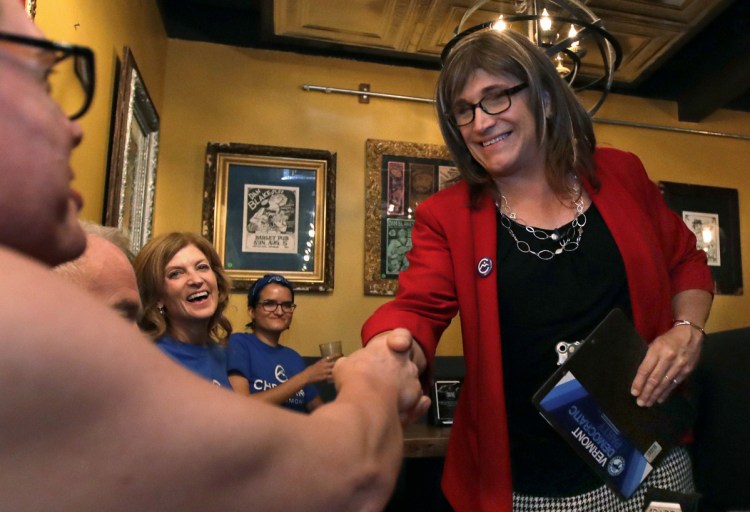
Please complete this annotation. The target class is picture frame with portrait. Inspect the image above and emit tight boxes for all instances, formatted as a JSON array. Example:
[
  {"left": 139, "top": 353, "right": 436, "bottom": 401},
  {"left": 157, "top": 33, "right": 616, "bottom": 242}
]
[
  {"left": 660, "top": 181, "right": 743, "bottom": 295},
  {"left": 202, "top": 142, "right": 336, "bottom": 292},
  {"left": 364, "top": 139, "right": 458, "bottom": 295}
]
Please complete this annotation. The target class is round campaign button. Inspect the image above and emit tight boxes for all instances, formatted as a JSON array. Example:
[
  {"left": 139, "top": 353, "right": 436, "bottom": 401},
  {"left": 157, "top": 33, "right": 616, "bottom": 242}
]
[{"left": 477, "top": 257, "right": 493, "bottom": 277}]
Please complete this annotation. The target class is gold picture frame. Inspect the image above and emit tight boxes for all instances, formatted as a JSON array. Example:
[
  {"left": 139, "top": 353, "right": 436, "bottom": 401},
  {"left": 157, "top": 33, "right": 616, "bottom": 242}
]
[
  {"left": 364, "top": 139, "right": 457, "bottom": 295},
  {"left": 202, "top": 142, "right": 336, "bottom": 292},
  {"left": 25, "top": 0, "right": 36, "bottom": 19},
  {"left": 104, "top": 47, "right": 160, "bottom": 254}
]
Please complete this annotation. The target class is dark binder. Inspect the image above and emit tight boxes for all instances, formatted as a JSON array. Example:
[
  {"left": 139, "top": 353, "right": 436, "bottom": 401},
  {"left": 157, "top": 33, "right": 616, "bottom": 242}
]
[{"left": 532, "top": 309, "right": 696, "bottom": 498}]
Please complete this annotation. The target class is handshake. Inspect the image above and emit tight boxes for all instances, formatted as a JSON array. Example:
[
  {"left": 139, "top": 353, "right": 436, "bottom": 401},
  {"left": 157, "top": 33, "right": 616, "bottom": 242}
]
[{"left": 330, "top": 329, "right": 431, "bottom": 426}]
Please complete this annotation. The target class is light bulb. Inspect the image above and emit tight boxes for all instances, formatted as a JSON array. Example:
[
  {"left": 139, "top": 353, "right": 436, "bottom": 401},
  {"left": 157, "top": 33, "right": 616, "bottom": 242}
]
[
  {"left": 492, "top": 15, "right": 507, "bottom": 31},
  {"left": 540, "top": 8, "right": 552, "bottom": 32},
  {"left": 568, "top": 25, "right": 580, "bottom": 51}
]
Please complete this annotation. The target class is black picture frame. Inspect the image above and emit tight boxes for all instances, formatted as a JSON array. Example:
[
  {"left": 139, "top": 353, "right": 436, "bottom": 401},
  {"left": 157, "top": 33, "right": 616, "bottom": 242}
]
[{"left": 659, "top": 181, "right": 743, "bottom": 295}]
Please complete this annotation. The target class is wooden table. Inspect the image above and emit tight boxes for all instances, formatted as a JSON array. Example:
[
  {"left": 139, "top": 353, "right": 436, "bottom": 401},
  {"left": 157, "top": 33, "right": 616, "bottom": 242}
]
[{"left": 403, "top": 423, "right": 452, "bottom": 458}]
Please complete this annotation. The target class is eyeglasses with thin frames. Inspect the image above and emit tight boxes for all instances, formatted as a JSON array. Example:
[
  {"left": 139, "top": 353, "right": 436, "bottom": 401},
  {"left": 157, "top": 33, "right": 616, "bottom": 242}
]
[
  {"left": 0, "top": 31, "right": 95, "bottom": 120},
  {"left": 450, "top": 82, "right": 528, "bottom": 127},
  {"left": 257, "top": 300, "right": 297, "bottom": 313}
]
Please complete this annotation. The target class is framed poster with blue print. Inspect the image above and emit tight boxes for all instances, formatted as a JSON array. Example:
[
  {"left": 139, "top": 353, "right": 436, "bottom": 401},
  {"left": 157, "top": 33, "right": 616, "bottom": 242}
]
[{"left": 202, "top": 143, "right": 335, "bottom": 292}]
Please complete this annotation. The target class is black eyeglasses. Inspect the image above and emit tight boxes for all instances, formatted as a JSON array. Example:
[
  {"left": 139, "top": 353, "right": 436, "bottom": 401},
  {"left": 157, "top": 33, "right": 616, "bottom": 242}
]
[
  {"left": 257, "top": 300, "right": 297, "bottom": 313},
  {"left": 0, "top": 31, "right": 95, "bottom": 120},
  {"left": 449, "top": 83, "right": 528, "bottom": 127}
]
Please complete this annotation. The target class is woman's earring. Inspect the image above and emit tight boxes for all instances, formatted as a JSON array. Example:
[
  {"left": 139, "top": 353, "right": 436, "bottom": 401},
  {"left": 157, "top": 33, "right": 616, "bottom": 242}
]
[{"left": 158, "top": 305, "right": 166, "bottom": 316}]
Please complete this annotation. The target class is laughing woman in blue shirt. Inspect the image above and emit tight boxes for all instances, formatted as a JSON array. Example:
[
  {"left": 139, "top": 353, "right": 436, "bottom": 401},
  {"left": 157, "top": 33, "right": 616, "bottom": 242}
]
[{"left": 135, "top": 232, "right": 233, "bottom": 389}]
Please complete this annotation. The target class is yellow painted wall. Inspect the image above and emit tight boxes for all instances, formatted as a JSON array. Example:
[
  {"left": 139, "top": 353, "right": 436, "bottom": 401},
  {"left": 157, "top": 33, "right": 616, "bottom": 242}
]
[
  {"left": 156, "top": 41, "right": 461, "bottom": 357},
  {"left": 157, "top": 40, "right": 750, "bottom": 357},
  {"left": 35, "top": 0, "right": 168, "bottom": 222}
]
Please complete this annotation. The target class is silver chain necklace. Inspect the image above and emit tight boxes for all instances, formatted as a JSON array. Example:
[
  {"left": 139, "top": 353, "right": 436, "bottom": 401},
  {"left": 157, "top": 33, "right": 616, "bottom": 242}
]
[{"left": 495, "top": 193, "right": 587, "bottom": 261}]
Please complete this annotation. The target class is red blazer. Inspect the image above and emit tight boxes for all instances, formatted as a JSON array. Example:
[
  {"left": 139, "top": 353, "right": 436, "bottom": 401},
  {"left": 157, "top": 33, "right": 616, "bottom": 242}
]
[{"left": 362, "top": 147, "right": 713, "bottom": 511}]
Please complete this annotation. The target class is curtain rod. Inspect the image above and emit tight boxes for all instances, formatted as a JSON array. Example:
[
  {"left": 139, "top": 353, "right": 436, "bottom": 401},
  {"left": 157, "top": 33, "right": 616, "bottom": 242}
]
[
  {"left": 590, "top": 117, "right": 750, "bottom": 141},
  {"left": 302, "top": 84, "right": 434, "bottom": 104},
  {"left": 301, "top": 83, "right": 750, "bottom": 141}
]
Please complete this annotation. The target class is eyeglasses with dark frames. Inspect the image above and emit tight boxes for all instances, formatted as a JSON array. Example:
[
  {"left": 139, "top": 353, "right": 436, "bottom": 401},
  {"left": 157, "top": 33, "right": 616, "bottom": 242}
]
[
  {"left": 0, "top": 31, "right": 95, "bottom": 120},
  {"left": 257, "top": 300, "right": 297, "bottom": 313},
  {"left": 449, "top": 82, "right": 528, "bottom": 127}
]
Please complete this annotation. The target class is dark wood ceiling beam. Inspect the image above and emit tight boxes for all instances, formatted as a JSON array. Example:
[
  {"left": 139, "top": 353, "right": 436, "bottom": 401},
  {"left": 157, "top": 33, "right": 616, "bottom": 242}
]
[
  {"left": 677, "top": 40, "right": 750, "bottom": 122},
  {"left": 157, "top": 0, "right": 750, "bottom": 116},
  {"left": 676, "top": 1, "right": 750, "bottom": 121}
]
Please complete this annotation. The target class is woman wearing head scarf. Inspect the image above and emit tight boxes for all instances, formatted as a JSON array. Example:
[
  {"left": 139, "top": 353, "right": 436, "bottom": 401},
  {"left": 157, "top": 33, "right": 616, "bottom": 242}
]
[{"left": 227, "top": 274, "right": 334, "bottom": 412}]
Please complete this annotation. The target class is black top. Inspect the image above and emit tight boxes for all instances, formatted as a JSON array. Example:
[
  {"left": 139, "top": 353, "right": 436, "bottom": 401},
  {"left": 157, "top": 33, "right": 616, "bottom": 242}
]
[{"left": 496, "top": 203, "right": 632, "bottom": 496}]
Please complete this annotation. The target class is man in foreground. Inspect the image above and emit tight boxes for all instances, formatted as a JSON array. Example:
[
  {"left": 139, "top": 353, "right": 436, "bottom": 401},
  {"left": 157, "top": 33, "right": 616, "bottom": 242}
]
[{"left": 0, "top": 2, "right": 429, "bottom": 510}]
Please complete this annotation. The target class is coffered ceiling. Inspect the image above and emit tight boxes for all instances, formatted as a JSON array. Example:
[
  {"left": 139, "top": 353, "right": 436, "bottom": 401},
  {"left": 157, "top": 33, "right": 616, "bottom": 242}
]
[{"left": 157, "top": 0, "right": 750, "bottom": 121}]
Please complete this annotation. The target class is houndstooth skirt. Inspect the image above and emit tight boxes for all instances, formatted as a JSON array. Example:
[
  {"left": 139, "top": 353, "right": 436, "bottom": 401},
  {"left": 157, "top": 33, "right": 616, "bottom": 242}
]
[{"left": 512, "top": 447, "right": 694, "bottom": 512}]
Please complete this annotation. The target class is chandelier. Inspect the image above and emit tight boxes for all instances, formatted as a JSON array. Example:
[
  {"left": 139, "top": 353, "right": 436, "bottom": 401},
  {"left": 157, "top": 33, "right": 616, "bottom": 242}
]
[{"left": 442, "top": 0, "right": 622, "bottom": 115}]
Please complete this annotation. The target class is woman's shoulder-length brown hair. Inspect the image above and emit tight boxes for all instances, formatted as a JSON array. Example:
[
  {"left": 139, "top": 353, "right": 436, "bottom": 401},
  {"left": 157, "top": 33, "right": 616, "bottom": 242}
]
[
  {"left": 436, "top": 28, "right": 599, "bottom": 206},
  {"left": 134, "top": 232, "right": 233, "bottom": 345}
]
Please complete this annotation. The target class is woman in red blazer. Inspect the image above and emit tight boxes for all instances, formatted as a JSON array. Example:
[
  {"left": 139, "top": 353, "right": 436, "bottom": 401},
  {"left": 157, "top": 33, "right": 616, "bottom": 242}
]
[{"left": 362, "top": 28, "right": 713, "bottom": 512}]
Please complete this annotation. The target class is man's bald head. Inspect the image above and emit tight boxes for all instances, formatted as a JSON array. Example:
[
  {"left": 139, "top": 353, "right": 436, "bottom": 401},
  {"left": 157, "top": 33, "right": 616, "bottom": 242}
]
[{"left": 54, "top": 225, "right": 142, "bottom": 322}]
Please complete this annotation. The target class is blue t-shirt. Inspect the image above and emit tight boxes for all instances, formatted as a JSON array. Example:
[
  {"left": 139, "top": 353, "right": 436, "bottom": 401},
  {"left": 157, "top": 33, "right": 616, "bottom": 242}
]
[
  {"left": 156, "top": 335, "right": 232, "bottom": 389},
  {"left": 227, "top": 332, "right": 319, "bottom": 412}
]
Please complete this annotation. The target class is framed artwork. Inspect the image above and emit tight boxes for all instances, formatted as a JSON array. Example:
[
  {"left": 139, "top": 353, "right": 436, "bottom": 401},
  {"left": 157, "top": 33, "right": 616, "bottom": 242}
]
[
  {"left": 25, "top": 0, "right": 36, "bottom": 19},
  {"left": 660, "top": 181, "right": 743, "bottom": 295},
  {"left": 364, "top": 139, "right": 458, "bottom": 295},
  {"left": 104, "top": 47, "right": 160, "bottom": 254},
  {"left": 202, "top": 142, "right": 336, "bottom": 292}
]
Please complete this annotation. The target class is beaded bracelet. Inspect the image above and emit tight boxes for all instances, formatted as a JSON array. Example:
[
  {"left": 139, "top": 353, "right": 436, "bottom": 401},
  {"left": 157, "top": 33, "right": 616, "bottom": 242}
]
[{"left": 673, "top": 319, "right": 706, "bottom": 338}]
